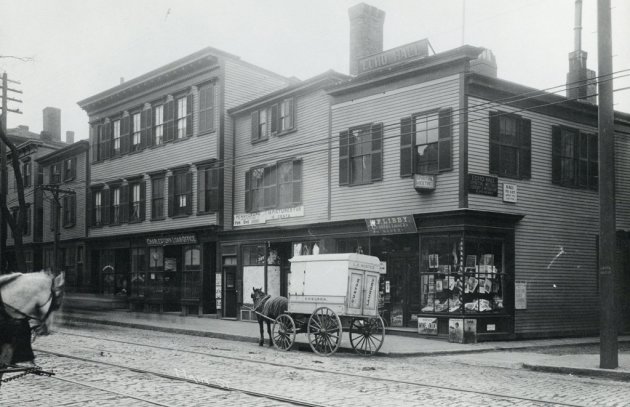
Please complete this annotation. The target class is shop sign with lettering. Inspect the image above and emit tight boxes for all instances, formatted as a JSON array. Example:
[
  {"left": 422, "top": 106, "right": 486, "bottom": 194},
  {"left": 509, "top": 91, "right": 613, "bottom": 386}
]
[
  {"left": 358, "top": 39, "right": 430, "bottom": 74},
  {"left": 468, "top": 174, "right": 498, "bottom": 196},
  {"left": 413, "top": 174, "right": 436, "bottom": 191},
  {"left": 503, "top": 183, "right": 518, "bottom": 203},
  {"left": 366, "top": 215, "right": 417, "bottom": 235},
  {"left": 146, "top": 234, "right": 197, "bottom": 246},
  {"left": 234, "top": 206, "right": 304, "bottom": 227}
]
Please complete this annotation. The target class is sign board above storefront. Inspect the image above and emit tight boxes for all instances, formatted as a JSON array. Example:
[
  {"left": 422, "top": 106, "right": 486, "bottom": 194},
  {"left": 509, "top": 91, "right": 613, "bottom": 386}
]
[
  {"left": 234, "top": 206, "right": 305, "bottom": 227},
  {"left": 468, "top": 174, "right": 498, "bottom": 196},
  {"left": 365, "top": 215, "right": 417, "bottom": 235},
  {"left": 146, "top": 234, "right": 197, "bottom": 246},
  {"left": 413, "top": 174, "right": 436, "bottom": 192},
  {"left": 357, "top": 39, "right": 430, "bottom": 74}
]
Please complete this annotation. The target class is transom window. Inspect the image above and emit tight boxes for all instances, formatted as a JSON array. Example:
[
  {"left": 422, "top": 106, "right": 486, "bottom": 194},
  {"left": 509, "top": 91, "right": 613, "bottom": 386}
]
[{"left": 489, "top": 111, "right": 531, "bottom": 179}]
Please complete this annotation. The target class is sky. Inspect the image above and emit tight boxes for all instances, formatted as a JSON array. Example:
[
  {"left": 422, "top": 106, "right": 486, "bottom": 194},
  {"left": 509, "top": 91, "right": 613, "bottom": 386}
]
[{"left": 1, "top": 0, "right": 629, "bottom": 141}]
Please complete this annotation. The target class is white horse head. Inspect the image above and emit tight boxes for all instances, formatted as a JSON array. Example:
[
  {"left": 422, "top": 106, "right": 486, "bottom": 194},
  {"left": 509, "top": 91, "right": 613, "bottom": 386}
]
[{"left": 0, "top": 270, "right": 65, "bottom": 334}]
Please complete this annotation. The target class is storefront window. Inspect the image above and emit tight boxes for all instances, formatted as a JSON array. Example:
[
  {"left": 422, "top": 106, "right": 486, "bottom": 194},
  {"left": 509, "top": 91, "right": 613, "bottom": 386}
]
[
  {"left": 131, "top": 248, "right": 147, "bottom": 297},
  {"left": 182, "top": 245, "right": 201, "bottom": 299},
  {"left": 147, "top": 246, "right": 164, "bottom": 299},
  {"left": 336, "top": 238, "right": 369, "bottom": 254}
]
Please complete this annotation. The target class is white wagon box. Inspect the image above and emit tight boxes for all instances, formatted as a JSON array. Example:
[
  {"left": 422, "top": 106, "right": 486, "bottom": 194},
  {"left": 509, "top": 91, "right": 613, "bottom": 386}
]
[{"left": 288, "top": 253, "right": 381, "bottom": 317}]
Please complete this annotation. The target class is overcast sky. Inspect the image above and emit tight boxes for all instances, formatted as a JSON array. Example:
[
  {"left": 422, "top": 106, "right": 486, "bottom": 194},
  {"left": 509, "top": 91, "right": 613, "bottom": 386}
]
[{"left": 1, "top": 0, "right": 629, "bottom": 141}]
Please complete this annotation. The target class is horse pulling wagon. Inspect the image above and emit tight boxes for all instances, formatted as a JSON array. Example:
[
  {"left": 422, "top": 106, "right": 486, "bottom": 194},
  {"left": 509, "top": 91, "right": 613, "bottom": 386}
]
[{"left": 268, "top": 253, "right": 385, "bottom": 356}]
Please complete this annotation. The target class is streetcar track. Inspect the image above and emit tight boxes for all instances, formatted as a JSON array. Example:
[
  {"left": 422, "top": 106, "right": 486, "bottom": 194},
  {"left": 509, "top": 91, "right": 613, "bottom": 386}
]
[{"left": 39, "top": 329, "right": 589, "bottom": 407}]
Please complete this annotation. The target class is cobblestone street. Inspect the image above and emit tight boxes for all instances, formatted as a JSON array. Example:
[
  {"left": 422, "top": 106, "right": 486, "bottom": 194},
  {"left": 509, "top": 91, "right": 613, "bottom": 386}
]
[{"left": 1, "top": 324, "right": 628, "bottom": 406}]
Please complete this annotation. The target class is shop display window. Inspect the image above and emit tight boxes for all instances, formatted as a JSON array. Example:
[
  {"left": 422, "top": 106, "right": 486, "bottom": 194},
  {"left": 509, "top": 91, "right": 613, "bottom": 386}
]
[
  {"left": 182, "top": 245, "right": 201, "bottom": 299},
  {"left": 420, "top": 234, "right": 508, "bottom": 316},
  {"left": 131, "top": 248, "right": 147, "bottom": 297}
]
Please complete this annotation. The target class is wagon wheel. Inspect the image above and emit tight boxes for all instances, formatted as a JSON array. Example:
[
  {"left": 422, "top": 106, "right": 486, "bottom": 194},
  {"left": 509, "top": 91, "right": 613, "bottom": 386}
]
[
  {"left": 272, "top": 314, "right": 296, "bottom": 351},
  {"left": 349, "top": 316, "right": 385, "bottom": 356},
  {"left": 307, "top": 307, "right": 342, "bottom": 356}
]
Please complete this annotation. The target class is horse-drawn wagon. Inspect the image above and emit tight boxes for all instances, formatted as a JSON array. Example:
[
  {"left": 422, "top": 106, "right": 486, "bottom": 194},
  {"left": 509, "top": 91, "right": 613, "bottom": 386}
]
[{"left": 268, "top": 253, "right": 385, "bottom": 356}]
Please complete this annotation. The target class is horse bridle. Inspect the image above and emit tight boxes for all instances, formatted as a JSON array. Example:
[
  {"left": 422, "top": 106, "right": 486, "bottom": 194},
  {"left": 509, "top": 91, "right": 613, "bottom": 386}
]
[{"left": 1, "top": 279, "right": 60, "bottom": 328}]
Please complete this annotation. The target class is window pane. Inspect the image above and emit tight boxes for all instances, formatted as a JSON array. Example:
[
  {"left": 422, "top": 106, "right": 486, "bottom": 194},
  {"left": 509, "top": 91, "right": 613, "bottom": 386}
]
[{"left": 499, "top": 146, "right": 518, "bottom": 177}]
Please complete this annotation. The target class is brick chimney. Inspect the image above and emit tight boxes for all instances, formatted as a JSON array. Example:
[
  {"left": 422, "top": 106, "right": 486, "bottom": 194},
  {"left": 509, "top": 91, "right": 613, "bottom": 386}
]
[
  {"left": 66, "top": 131, "right": 75, "bottom": 144},
  {"left": 566, "top": 0, "right": 596, "bottom": 103},
  {"left": 348, "top": 3, "right": 386, "bottom": 76},
  {"left": 43, "top": 107, "right": 61, "bottom": 141}
]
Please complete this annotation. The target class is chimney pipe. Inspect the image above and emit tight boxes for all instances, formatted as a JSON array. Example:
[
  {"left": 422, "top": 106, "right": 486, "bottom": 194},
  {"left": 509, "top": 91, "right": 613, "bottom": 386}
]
[
  {"left": 566, "top": 0, "right": 596, "bottom": 103},
  {"left": 574, "top": 0, "right": 582, "bottom": 51}
]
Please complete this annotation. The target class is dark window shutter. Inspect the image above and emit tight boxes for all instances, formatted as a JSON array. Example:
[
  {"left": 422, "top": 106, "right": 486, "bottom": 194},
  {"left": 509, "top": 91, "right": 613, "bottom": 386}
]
[
  {"left": 121, "top": 184, "right": 129, "bottom": 223},
  {"left": 251, "top": 111, "right": 259, "bottom": 141},
  {"left": 185, "top": 172, "right": 193, "bottom": 215},
  {"left": 186, "top": 93, "right": 193, "bottom": 137},
  {"left": 519, "top": 118, "right": 532, "bottom": 179},
  {"left": 141, "top": 107, "right": 151, "bottom": 148},
  {"left": 140, "top": 181, "right": 146, "bottom": 221},
  {"left": 271, "top": 104, "right": 279, "bottom": 134},
  {"left": 71, "top": 157, "right": 77, "bottom": 179},
  {"left": 50, "top": 200, "right": 56, "bottom": 231},
  {"left": 87, "top": 190, "right": 93, "bottom": 227},
  {"left": 489, "top": 111, "right": 500, "bottom": 174},
  {"left": 289, "top": 97, "right": 296, "bottom": 130},
  {"left": 167, "top": 175, "right": 174, "bottom": 217},
  {"left": 209, "top": 168, "right": 220, "bottom": 212},
  {"left": 165, "top": 99, "right": 175, "bottom": 142},
  {"left": 438, "top": 108, "right": 453, "bottom": 171},
  {"left": 103, "top": 121, "right": 112, "bottom": 160},
  {"left": 91, "top": 125, "right": 100, "bottom": 162},
  {"left": 121, "top": 115, "right": 130, "bottom": 154},
  {"left": 244, "top": 171, "right": 251, "bottom": 213},
  {"left": 400, "top": 116, "right": 413, "bottom": 177},
  {"left": 293, "top": 160, "right": 302, "bottom": 205},
  {"left": 551, "top": 125, "right": 561, "bottom": 184},
  {"left": 371, "top": 123, "right": 383, "bottom": 181},
  {"left": 70, "top": 195, "right": 76, "bottom": 226},
  {"left": 102, "top": 189, "right": 110, "bottom": 225},
  {"left": 198, "top": 168, "right": 206, "bottom": 213},
  {"left": 339, "top": 130, "right": 350, "bottom": 185}
]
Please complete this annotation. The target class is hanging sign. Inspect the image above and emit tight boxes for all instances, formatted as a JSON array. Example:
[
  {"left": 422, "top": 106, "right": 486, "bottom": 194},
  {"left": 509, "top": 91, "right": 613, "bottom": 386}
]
[
  {"left": 413, "top": 174, "right": 436, "bottom": 192},
  {"left": 366, "top": 215, "right": 417, "bottom": 235},
  {"left": 468, "top": 174, "right": 498, "bottom": 196}
]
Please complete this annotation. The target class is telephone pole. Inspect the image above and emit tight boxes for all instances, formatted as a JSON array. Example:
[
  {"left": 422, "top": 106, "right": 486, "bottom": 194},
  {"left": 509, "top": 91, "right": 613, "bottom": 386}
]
[
  {"left": 597, "top": 0, "right": 618, "bottom": 369},
  {"left": 0, "top": 72, "right": 23, "bottom": 273},
  {"left": 39, "top": 185, "right": 75, "bottom": 273}
]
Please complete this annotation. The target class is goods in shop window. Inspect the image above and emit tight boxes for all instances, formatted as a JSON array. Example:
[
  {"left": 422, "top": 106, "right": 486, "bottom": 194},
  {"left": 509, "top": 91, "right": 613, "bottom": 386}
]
[
  {"left": 483, "top": 278, "right": 493, "bottom": 294},
  {"left": 465, "top": 276, "right": 478, "bottom": 293},
  {"left": 493, "top": 295, "right": 504, "bottom": 309},
  {"left": 480, "top": 254, "right": 494, "bottom": 266},
  {"left": 465, "top": 299, "right": 492, "bottom": 312},
  {"left": 449, "top": 298, "right": 461, "bottom": 312},
  {"left": 435, "top": 299, "right": 448, "bottom": 312},
  {"left": 436, "top": 279, "right": 443, "bottom": 292},
  {"left": 429, "top": 254, "right": 439, "bottom": 269},
  {"left": 466, "top": 255, "right": 477, "bottom": 268}
]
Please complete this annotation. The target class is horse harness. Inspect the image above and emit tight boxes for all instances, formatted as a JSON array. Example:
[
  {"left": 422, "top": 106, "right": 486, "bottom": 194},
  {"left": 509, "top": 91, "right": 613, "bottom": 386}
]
[{"left": 0, "top": 276, "right": 61, "bottom": 331}]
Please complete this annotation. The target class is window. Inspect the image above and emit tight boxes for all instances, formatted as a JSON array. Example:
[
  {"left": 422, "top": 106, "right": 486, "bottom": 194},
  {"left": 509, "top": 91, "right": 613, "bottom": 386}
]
[
  {"left": 51, "top": 163, "right": 61, "bottom": 184},
  {"left": 111, "top": 186, "right": 121, "bottom": 225},
  {"left": 400, "top": 108, "right": 453, "bottom": 176},
  {"left": 279, "top": 98, "right": 294, "bottom": 132},
  {"left": 132, "top": 112, "right": 142, "bottom": 151},
  {"left": 153, "top": 105, "right": 164, "bottom": 145},
  {"left": 63, "top": 157, "right": 76, "bottom": 181},
  {"left": 182, "top": 245, "right": 201, "bottom": 299},
  {"left": 250, "top": 97, "right": 295, "bottom": 142},
  {"left": 93, "top": 190, "right": 103, "bottom": 226},
  {"left": 151, "top": 176, "right": 165, "bottom": 220},
  {"left": 112, "top": 120, "right": 121, "bottom": 155},
  {"left": 97, "top": 122, "right": 111, "bottom": 161},
  {"left": 169, "top": 171, "right": 192, "bottom": 217},
  {"left": 63, "top": 194, "right": 76, "bottom": 228},
  {"left": 128, "top": 181, "right": 145, "bottom": 222},
  {"left": 245, "top": 159, "right": 302, "bottom": 212},
  {"left": 552, "top": 126, "right": 598, "bottom": 189},
  {"left": 10, "top": 205, "right": 30, "bottom": 236},
  {"left": 198, "top": 166, "right": 220, "bottom": 213},
  {"left": 339, "top": 123, "right": 383, "bottom": 185},
  {"left": 489, "top": 111, "right": 531, "bottom": 179},
  {"left": 176, "top": 95, "right": 192, "bottom": 139},
  {"left": 131, "top": 248, "right": 146, "bottom": 297},
  {"left": 199, "top": 84, "right": 215, "bottom": 133},
  {"left": 251, "top": 108, "right": 269, "bottom": 142},
  {"left": 22, "top": 162, "right": 31, "bottom": 187}
]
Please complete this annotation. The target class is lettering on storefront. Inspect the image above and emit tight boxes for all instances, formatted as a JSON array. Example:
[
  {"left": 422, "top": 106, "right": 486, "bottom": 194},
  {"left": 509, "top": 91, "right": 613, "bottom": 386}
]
[
  {"left": 468, "top": 174, "right": 498, "bottom": 196},
  {"left": 146, "top": 234, "right": 197, "bottom": 246},
  {"left": 234, "top": 206, "right": 305, "bottom": 227},
  {"left": 358, "top": 39, "right": 430, "bottom": 74},
  {"left": 366, "top": 215, "right": 417, "bottom": 235}
]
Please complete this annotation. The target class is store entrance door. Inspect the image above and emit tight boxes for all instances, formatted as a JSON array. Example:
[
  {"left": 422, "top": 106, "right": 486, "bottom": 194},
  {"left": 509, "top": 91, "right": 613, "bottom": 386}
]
[
  {"left": 387, "top": 254, "right": 419, "bottom": 328},
  {"left": 224, "top": 267, "right": 237, "bottom": 318}
]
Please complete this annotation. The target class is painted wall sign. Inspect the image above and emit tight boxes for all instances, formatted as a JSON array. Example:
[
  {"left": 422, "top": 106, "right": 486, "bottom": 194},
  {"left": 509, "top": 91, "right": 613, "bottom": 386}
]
[
  {"left": 358, "top": 39, "right": 430, "bottom": 74},
  {"left": 146, "top": 234, "right": 197, "bottom": 246},
  {"left": 503, "top": 183, "right": 518, "bottom": 203},
  {"left": 366, "top": 215, "right": 417, "bottom": 235},
  {"left": 234, "top": 205, "right": 305, "bottom": 227},
  {"left": 468, "top": 174, "right": 498, "bottom": 196},
  {"left": 515, "top": 281, "right": 527, "bottom": 309},
  {"left": 413, "top": 174, "right": 436, "bottom": 191}
]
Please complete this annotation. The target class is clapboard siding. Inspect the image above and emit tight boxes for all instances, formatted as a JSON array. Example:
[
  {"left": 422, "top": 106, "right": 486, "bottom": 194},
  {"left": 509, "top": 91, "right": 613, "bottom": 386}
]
[
  {"left": 330, "top": 74, "right": 462, "bottom": 221},
  {"left": 232, "top": 90, "right": 331, "bottom": 228},
  {"left": 616, "top": 134, "right": 630, "bottom": 228},
  {"left": 223, "top": 59, "right": 291, "bottom": 110},
  {"left": 467, "top": 96, "right": 621, "bottom": 334}
]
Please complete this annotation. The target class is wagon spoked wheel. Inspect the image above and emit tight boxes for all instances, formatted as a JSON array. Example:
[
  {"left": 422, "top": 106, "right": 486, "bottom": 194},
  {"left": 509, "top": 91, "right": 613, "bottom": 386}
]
[
  {"left": 272, "top": 314, "right": 296, "bottom": 351},
  {"left": 307, "top": 307, "right": 342, "bottom": 356},
  {"left": 349, "top": 316, "right": 385, "bottom": 356}
]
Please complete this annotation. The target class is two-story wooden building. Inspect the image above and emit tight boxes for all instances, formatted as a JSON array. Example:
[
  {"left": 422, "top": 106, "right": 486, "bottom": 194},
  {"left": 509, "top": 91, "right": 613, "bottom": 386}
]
[{"left": 78, "top": 47, "right": 292, "bottom": 315}]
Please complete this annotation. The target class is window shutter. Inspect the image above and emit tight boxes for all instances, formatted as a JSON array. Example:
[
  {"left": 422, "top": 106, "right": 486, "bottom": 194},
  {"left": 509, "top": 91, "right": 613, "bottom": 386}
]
[
  {"left": 198, "top": 168, "right": 206, "bottom": 213},
  {"left": 186, "top": 93, "right": 193, "bottom": 137},
  {"left": 87, "top": 190, "right": 93, "bottom": 227},
  {"left": 141, "top": 107, "right": 151, "bottom": 148},
  {"left": 519, "top": 118, "right": 532, "bottom": 179},
  {"left": 120, "top": 184, "right": 129, "bottom": 223},
  {"left": 244, "top": 170, "right": 251, "bottom": 212},
  {"left": 185, "top": 172, "right": 193, "bottom": 215},
  {"left": 438, "top": 108, "right": 453, "bottom": 171},
  {"left": 209, "top": 168, "right": 220, "bottom": 212},
  {"left": 288, "top": 97, "right": 296, "bottom": 130},
  {"left": 91, "top": 125, "right": 100, "bottom": 162},
  {"left": 101, "top": 189, "right": 110, "bottom": 225},
  {"left": 71, "top": 157, "right": 77, "bottom": 179},
  {"left": 50, "top": 200, "right": 56, "bottom": 231},
  {"left": 293, "top": 160, "right": 302, "bottom": 205},
  {"left": 339, "top": 130, "right": 350, "bottom": 185},
  {"left": 251, "top": 110, "right": 259, "bottom": 141},
  {"left": 70, "top": 195, "right": 76, "bottom": 226},
  {"left": 371, "top": 123, "right": 383, "bottom": 181},
  {"left": 103, "top": 121, "right": 111, "bottom": 160},
  {"left": 165, "top": 99, "right": 175, "bottom": 142},
  {"left": 271, "top": 104, "right": 279, "bottom": 134},
  {"left": 489, "top": 111, "right": 500, "bottom": 174},
  {"left": 121, "top": 115, "right": 131, "bottom": 154},
  {"left": 167, "top": 175, "right": 174, "bottom": 217},
  {"left": 551, "top": 125, "right": 561, "bottom": 184},
  {"left": 140, "top": 181, "right": 146, "bottom": 221},
  {"left": 400, "top": 116, "right": 413, "bottom": 177}
]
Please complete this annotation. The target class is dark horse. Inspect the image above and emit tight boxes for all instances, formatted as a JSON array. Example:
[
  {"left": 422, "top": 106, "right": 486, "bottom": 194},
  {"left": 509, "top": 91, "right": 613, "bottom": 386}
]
[{"left": 251, "top": 287, "right": 288, "bottom": 347}]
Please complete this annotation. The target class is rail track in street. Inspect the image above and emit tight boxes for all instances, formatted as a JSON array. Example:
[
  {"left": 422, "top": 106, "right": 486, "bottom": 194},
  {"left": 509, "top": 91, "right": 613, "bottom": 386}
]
[{"left": 32, "top": 329, "right": 592, "bottom": 407}]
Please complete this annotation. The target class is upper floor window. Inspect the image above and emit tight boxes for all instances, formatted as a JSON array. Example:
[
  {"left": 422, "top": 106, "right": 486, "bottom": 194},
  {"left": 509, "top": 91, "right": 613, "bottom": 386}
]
[
  {"left": 51, "top": 163, "right": 61, "bottom": 184},
  {"left": 245, "top": 159, "right": 302, "bottom": 212},
  {"left": 279, "top": 98, "right": 294, "bottom": 132},
  {"left": 22, "top": 162, "right": 31, "bottom": 187},
  {"left": 128, "top": 181, "right": 145, "bottom": 222},
  {"left": 251, "top": 108, "right": 269, "bottom": 142},
  {"left": 111, "top": 186, "right": 122, "bottom": 225},
  {"left": 176, "top": 95, "right": 192, "bottom": 139},
  {"left": 199, "top": 84, "right": 215, "bottom": 133},
  {"left": 113, "top": 120, "right": 121, "bottom": 155},
  {"left": 154, "top": 105, "right": 164, "bottom": 145},
  {"left": 489, "top": 111, "right": 531, "bottom": 179},
  {"left": 339, "top": 123, "right": 383, "bottom": 186},
  {"left": 63, "top": 157, "right": 76, "bottom": 181},
  {"left": 92, "top": 189, "right": 105, "bottom": 227},
  {"left": 97, "top": 123, "right": 108, "bottom": 161},
  {"left": 552, "top": 126, "right": 598, "bottom": 190},
  {"left": 151, "top": 176, "right": 165, "bottom": 220},
  {"left": 250, "top": 97, "right": 296, "bottom": 142},
  {"left": 11, "top": 205, "right": 30, "bottom": 236},
  {"left": 63, "top": 194, "right": 76, "bottom": 228},
  {"left": 400, "top": 108, "right": 452, "bottom": 176},
  {"left": 132, "top": 112, "right": 142, "bottom": 152},
  {"left": 168, "top": 171, "right": 192, "bottom": 217},
  {"left": 198, "top": 165, "right": 220, "bottom": 213}
]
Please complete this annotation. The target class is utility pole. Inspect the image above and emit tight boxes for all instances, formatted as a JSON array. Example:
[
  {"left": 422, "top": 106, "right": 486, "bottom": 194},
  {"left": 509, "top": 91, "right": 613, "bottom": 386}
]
[
  {"left": 0, "top": 72, "right": 23, "bottom": 273},
  {"left": 597, "top": 0, "right": 618, "bottom": 369},
  {"left": 39, "top": 185, "right": 75, "bottom": 273}
]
